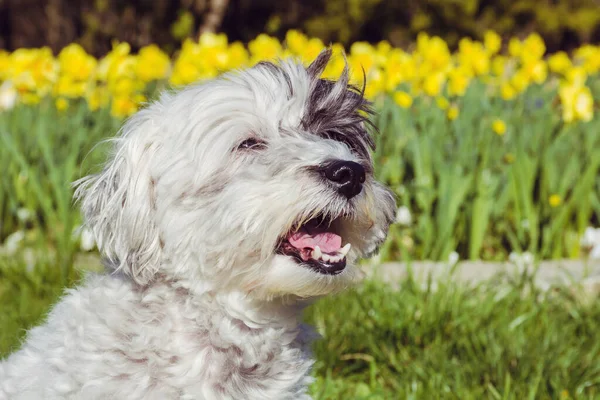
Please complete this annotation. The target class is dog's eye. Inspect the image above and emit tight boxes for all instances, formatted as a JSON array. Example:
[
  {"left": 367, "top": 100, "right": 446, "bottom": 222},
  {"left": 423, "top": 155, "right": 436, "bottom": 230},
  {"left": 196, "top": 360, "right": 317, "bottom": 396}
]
[{"left": 237, "top": 138, "right": 267, "bottom": 151}]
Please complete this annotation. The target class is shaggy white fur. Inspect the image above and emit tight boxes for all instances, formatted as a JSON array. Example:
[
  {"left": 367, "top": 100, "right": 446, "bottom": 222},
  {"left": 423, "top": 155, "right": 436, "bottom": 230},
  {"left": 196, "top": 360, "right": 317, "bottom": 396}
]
[{"left": 0, "top": 50, "right": 395, "bottom": 399}]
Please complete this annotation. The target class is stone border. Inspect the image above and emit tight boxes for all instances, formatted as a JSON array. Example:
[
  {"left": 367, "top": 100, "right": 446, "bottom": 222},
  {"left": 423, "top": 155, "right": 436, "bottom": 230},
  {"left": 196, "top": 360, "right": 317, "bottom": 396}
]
[{"left": 365, "top": 260, "right": 600, "bottom": 297}]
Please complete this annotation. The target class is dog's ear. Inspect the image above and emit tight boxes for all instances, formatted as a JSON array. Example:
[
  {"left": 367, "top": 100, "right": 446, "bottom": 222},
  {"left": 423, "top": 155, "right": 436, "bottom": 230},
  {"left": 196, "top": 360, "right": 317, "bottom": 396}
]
[{"left": 75, "top": 111, "right": 162, "bottom": 285}]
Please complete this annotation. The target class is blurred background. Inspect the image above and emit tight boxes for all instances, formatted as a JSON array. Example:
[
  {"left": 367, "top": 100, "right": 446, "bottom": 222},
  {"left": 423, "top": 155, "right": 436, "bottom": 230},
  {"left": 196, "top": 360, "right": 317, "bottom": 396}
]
[{"left": 2, "top": 0, "right": 600, "bottom": 55}]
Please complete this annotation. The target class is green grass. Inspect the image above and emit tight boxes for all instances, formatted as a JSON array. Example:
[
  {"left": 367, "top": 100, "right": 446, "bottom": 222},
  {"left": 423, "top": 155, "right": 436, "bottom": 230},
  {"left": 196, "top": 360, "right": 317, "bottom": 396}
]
[
  {"left": 1, "top": 260, "right": 599, "bottom": 399},
  {"left": 308, "top": 277, "right": 600, "bottom": 399}
]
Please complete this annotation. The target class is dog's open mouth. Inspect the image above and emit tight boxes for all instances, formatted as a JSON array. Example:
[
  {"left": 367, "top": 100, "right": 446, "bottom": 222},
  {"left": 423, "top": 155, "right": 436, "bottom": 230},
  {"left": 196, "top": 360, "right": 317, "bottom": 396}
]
[{"left": 276, "top": 214, "right": 350, "bottom": 275}]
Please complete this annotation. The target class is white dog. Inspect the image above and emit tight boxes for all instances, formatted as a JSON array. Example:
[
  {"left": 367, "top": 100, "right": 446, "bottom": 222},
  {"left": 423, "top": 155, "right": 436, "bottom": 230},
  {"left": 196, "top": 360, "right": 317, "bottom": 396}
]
[{"left": 0, "top": 50, "right": 395, "bottom": 399}]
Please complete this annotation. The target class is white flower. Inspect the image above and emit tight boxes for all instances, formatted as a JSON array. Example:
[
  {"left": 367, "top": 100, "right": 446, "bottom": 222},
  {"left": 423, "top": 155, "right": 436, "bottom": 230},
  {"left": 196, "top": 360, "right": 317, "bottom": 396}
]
[
  {"left": 16, "top": 208, "right": 32, "bottom": 222},
  {"left": 0, "top": 81, "right": 17, "bottom": 111},
  {"left": 581, "top": 227, "right": 600, "bottom": 260},
  {"left": 521, "top": 251, "right": 534, "bottom": 265},
  {"left": 448, "top": 251, "right": 459, "bottom": 266},
  {"left": 79, "top": 227, "right": 96, "bottom": 251},
  {"left": 509, "top": 251, "right": 535, "bottom": 266},
  {"left": 395, "top": 206, "right": 412, "bottom": 226},
  {"left": 581, "top": 227, "right": 600, "bottom": 248},
  {"left": 1, "top": 230, "right": 25, "bottom": 255}
]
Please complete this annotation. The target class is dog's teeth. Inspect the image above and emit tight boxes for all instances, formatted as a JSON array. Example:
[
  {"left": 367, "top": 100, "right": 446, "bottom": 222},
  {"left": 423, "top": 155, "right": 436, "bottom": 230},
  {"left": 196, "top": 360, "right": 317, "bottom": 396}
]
[
  {"left": 312, "top": 246, "right": 322, "bottom": 259},
  {"left": 321, "top": 254, "right": 331, "bottom": 262},
  {"left": 339, "top": 243, "right": 351, "bottom": 257}
]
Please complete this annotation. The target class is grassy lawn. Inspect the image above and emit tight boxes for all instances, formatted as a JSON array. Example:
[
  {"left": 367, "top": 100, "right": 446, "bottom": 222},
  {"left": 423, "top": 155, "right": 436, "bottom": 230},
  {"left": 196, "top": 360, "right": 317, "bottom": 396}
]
[{"left": 2, "top": 259, "right": 599, "bottom": 399}]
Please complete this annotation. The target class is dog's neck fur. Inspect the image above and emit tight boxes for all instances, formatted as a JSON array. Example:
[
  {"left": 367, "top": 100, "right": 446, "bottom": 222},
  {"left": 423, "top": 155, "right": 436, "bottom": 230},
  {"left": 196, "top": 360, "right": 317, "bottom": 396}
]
[
  {"left": 148, "top": 271, "right": 311, "bottom": 330},
  {"left": 1, "top": 272, "right": 315, "bottom": 399}
]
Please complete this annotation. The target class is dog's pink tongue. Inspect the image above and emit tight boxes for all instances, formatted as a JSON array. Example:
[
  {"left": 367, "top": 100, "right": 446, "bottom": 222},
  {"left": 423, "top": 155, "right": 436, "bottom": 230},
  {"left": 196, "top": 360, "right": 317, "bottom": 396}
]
[{"left": 288, "top": 231, "right": 342, "bottom": 253}]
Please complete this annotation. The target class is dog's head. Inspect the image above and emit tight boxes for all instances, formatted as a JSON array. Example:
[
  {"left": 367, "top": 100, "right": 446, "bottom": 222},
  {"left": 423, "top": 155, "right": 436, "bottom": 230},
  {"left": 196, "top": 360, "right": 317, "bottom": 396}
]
[{"left": 76, "top": 50, "right": 396, "bottom": 299}]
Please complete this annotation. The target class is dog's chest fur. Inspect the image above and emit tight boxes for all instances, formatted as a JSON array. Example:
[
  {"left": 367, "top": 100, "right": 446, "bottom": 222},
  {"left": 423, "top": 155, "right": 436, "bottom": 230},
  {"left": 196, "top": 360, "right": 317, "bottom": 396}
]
[{"left": 0, "top": 274, "right": 314, "bottom": 400}]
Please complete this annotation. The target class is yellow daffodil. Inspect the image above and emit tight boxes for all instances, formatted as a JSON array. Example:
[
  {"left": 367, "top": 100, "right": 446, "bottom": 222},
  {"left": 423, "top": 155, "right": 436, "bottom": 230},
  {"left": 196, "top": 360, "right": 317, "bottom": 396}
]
[
  {"left": 548, "top": 52, "right": 572, "bottom": 74},
  {"left": 521, "top": 33, "right": 546, "bottom": 62},
  {"left": 58, "top": 44, "right": 96, "bottom": 82},
  {"left": 574, "top": 45, "right": 600, "bottom": 74},
  {"left": 484, "top": 30, "right": 502, "bottom": 55},
  {"left": 248, "top": 34, "right": 282, "bottom": 64},
  {"left": 559, "top": 81, "right": 594, "bottom": 123},
  {"left": 492, "top": 119, "right": 506, "bottom": 135},
  {"left": 435, "top": 96, "right": 449, "bottom": 110},
  {"left": 508, "top": 38, "right": 522, "bottom": 58},
  {"left": 55, "top": 97, "right": 68, "bottom": 112},
  {"left": 549, "top": 194, "right": 562, "bottom": 208},
  {"left": 500, "top": 82, "right": 517, "bottom": 100},
  {"left": 393, "top": 91, "right": 413, "bottom": 108},
  {"left": 447, "top": 105, "right": 459, "bottom": 120},
  {"left": 448, "top": 68, "right": 471, "bottom": 96},
  {"left": 136, "top": 45, "right": 170, "bottom": 82}
]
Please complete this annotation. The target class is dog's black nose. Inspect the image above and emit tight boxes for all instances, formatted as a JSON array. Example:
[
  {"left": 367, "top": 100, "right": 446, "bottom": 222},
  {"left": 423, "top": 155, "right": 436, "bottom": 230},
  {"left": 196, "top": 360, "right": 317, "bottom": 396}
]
[{"left": 322, "top": 160, "right": 366, "bottom": 199}]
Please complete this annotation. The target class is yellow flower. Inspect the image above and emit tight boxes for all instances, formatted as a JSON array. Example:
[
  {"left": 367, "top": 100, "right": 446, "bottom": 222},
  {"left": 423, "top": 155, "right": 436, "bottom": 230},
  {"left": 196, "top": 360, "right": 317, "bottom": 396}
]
[
  {"left": 548, "top": 52, "right": 572, "bottom": 74},
  {"left": 458, "top": 38, "right": 490, "bottom": 76},
  {"left": 136, "top": 45, "right": 170, "bottom": 82},
  {"left": 0, "top": 50, "right": 10, "bottom": 81},
  {"left": 492, "top": 119, "right": 506, "bottom": 135},
  {"left": 491, "top": 55, "right": 510, "bottom": 77},
  {"left": 349, "top": 42, "right": 377, "bottom": 86},
  {"left": 393, "top": 91, "right": 413, "bottom": 108},
  {"left": 321, "top": 44, "right": 346, "bottom": 80},
  {"left": 285, "top": 30, "right": 308, "bottom": 56},
  {"left": 226, "top": 42, "right": 250, "bottom": 70},
  {"left": 55, "top": 97, "right": 68, "bottom": 112},
  {"left": 435, "top": 96, "right": 449, "bottom": 110},
  {"left": 416, "top": 34, "right": 451, "bottom": 73},
  {"left": 447, "top": 105, "right": 459, "bottom": 120},
  {"left": 549, "top": 194, "right": 562, "bottom": 208},
  {"left": 508, "top": 38, "right": 522, "bottom": 58},
  {"left": 53, "top": 75, "right": 87, "bottom": 98},
  {"left": 96, "top": 42, "right": 131, "bottom": 82},
  {"left": 510, "top": 70, "right": 529, "bottom": 93},
  {"left": 574, "top": 44, "right": 600, "bottom": 74},
  {"left": 559, "top": 82, "right": 594, "bottom": 123},
  {"left": 500, "top": 82, "right": 516, "bottom": 100},
  {"left": 522, "top": 59, "right": 547, "bottom": 84},
  {"left": 521, "top": 33, "right": 546, "bottom": 62},
  {"left": 301, "top": 38, "right": 326, "bottom": 65},
  {"left": 110, "top": 93, "right": 146, "bottom": 118},
  {"left": 9, "top": 47, "right": 58, "bottom": 97},
  {"left": 58, "top": 43, "right": 97, "bottom": 81},
  {"left": 483, "top": 31, "right": 501, "bottom": 55},
  {"left": 383, "top": 49, "right": 416, "bottom": 91},
  {"left": 448, "top": 68, "right": 471, "bottom": 96},
  {"left": 364, "top": 68, "right": 384, "bottom": 99},
  {"left": 375, "top": 41, "right": 392, "bottom": 64},
  {"left": 423, "top": 72, "right": 445, "bottom": 97},
  {"left": 248, "top": 34, "right": 282, "bottom": 63},
  {"left": 565, "top": 67, "right": 587, "bottom": 86}
]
